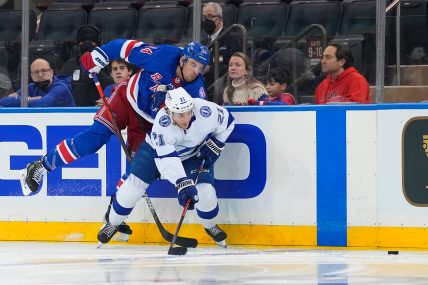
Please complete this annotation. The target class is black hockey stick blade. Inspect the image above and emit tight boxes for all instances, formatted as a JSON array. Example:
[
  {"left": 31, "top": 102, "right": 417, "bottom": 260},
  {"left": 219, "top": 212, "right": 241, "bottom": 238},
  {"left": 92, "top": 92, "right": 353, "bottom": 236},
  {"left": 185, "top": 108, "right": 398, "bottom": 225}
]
[
  {"left": 168, "top": 246, "right": 188, "bottom": 256},
  {"left": 160, "top": 229, "right": 198, "bottom": 248},
  {"left": 143, "top": 194, "right": 198, "bottom": 248}
]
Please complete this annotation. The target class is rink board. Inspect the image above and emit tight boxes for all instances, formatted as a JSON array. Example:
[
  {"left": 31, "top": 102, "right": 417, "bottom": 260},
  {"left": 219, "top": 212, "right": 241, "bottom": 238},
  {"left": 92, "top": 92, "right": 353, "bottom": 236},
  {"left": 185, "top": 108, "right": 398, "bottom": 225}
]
[{"left": 0, "top": 104, "right": 428, "bottom": 248}]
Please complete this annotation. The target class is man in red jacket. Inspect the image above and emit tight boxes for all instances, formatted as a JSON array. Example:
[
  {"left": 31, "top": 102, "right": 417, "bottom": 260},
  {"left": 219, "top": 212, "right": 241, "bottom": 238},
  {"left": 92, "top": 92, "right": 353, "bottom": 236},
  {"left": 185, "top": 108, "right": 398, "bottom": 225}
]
[{"left": 315, "top": 43, "right": 370, "bottom": 104}]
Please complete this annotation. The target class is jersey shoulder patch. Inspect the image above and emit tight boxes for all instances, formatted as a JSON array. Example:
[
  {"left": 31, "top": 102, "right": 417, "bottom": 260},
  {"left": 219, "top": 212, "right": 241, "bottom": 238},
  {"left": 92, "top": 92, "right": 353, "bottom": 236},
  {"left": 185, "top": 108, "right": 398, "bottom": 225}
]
[
  {"left": 159, "top": 115, "right": 171, "bottom": 127},
  {"left": 199, "top": 105, "right": 212, "bottom": 118}
]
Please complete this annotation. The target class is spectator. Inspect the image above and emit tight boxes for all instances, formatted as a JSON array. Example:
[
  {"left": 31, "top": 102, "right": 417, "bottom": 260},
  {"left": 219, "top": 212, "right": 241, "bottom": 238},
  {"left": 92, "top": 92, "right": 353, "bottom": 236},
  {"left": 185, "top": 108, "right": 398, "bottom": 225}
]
[
  {"left": 96, "top": 59, "right": 134, "bottom": 106},
  {"left": 60, "top": 25, "right": 113, "bottom": 106},
  {"left": 201, "top": 2, "right": 242, "bottom": 101},
  {"left": 315, "top": 43, "right": 370, "bottom": 104},
  {"left": 223, "top": 52, "right": 267, "bottom": 105},
  {"left": 0, "top": 69, "right": 13, "bottom": 100},
  {"left": 0, "top": 58, "right": 74, "bottom": 107},
  {"left": 248, "top": 68, "right": 296, "bottom": 105}
]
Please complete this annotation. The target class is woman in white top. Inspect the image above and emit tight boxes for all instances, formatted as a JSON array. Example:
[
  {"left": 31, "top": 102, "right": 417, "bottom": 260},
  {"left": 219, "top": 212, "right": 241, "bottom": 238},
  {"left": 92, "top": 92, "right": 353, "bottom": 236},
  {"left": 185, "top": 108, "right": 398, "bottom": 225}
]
[{"left": 223, "top": 52, "right": 267, "bottom": 105}]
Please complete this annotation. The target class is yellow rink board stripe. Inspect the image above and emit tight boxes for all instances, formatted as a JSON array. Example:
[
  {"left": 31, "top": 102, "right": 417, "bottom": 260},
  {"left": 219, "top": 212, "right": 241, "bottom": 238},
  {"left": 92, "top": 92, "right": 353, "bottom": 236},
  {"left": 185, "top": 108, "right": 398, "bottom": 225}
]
[
  {"left": 1, "top": 222, "right": 428, "bottom": 248},
  {"left": 0, "top": 222, "right": 316, "bottom": 246},
  {"left": 348, "top": 226, "right": 428, "bottom": 248}
]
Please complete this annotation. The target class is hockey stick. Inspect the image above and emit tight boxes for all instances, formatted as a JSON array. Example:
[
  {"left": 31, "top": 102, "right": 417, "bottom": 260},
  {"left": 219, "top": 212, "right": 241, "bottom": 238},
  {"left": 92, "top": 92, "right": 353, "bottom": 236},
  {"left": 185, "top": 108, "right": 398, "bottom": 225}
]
[
  {"left": 168, "top": 160, "right": 205, "bottom": 256},
  {"left": 91, "top": 73, "right": 197, "bottom": 248}
]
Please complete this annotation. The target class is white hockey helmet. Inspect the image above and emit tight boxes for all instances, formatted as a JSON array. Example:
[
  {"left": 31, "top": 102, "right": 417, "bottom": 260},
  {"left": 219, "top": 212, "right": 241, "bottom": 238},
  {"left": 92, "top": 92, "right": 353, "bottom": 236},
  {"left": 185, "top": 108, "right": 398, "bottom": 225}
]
[{"left": 165, "top": 87, "right": 194, "bottom": 114}]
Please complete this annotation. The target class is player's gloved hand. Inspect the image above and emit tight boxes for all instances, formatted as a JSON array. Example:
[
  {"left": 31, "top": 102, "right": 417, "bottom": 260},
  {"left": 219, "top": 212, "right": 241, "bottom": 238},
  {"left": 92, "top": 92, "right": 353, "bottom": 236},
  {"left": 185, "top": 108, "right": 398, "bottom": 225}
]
[
  {"left": 198, "top": 137, "right": 225, "bottom": 168},
  {"left": 150, "top": 91, "right": 167, "bottom": 114},
  {"left": 80, "top": 47, "right": 109, "bottom": 74},
  {"left": 176, "top": 177, "right": 199, "bottom": 210}
]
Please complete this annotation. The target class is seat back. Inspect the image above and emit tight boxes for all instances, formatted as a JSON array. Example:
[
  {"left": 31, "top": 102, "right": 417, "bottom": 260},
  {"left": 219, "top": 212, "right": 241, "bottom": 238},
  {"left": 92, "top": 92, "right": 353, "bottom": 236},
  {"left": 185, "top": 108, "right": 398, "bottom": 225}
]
[
  {"left": 284, "top": 0, "right": 342, "bottom": 38},
  {"left": 36, "top": 9, "right": 88, "bottom": 42},
  {"left": 134, "top": 5, "right": 187, "bottom": 44},
  {"left": 89, "top": 8, "right": 137, "bottom": 42},
  {"left": 339, "top": 0, "right": 376, "bottom": 35},
  {"left": 237, "top": 2, "right": 288, "bottom": 39},
  {"left": 0, "top": 9, "right": 37, "bottom": 42}
]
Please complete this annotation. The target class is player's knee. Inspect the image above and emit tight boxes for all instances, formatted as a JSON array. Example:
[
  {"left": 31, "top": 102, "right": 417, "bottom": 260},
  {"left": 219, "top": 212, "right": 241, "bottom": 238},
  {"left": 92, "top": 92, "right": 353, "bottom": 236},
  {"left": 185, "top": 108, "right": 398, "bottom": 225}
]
[
  {"left": 116, "top": 174, "right": 148, "bottom": 208},
  {"left": 195, "top": 183, "right": 217, "bottom": 212}
]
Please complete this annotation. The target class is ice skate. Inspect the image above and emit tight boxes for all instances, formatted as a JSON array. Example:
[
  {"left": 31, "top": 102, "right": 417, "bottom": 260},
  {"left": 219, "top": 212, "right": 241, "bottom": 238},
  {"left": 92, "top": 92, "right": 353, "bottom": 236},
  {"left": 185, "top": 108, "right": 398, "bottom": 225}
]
[
  {"left": 20, "top": 159, "right": 47, "bottom": 196},
  {"left": 97, "top": 222, "right": 119, "bottom": 247},
  {"left": 205, "top": 224, "right": 227, "bottom": 248},
  {"left": 103, "top": 203, "right": 133, "bottom": 242}
]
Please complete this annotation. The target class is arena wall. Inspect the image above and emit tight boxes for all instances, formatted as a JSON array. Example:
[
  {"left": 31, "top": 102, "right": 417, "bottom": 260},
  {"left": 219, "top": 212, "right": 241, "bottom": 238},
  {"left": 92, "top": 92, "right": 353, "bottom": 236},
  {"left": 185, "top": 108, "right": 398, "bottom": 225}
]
[{"left": 1, "top": 104, "right": 428, "bottom": 248}]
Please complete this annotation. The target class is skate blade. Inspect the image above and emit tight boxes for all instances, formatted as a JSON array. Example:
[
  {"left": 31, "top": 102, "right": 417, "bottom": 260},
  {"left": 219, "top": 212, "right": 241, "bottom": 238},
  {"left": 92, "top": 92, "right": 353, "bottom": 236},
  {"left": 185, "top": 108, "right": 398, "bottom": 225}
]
[
  {"left": 97, "top": 242, "right": 104, "bottom": 249},
  {"left": 112, "top": 232, "right": 130, "bottom": 242},
  {"left": 216, "top": 240, "right": 227, "bottom": 248},
  {"left": 19, "top": 169, "right": 32, "bottom": 196}
]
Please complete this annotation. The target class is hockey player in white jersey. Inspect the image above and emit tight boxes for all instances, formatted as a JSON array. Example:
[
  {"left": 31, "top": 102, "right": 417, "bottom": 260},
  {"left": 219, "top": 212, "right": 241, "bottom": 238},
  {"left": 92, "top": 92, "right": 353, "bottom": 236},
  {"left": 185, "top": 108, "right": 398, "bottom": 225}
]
[{"left": 98, "top": 87, "right": 235, "bottom": 247}]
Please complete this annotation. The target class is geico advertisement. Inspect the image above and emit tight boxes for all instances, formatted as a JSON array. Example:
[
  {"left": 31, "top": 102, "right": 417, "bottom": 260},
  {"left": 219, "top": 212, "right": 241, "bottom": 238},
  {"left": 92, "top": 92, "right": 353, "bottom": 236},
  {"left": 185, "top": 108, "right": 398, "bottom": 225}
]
[{"left": 0, "top": 112, "right": 266, "bottom": 199}]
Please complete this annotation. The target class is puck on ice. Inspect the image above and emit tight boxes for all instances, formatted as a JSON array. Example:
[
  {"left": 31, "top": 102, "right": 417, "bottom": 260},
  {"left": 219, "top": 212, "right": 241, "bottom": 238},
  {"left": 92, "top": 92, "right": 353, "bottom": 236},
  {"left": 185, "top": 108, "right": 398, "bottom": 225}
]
[{"left": 388, "top": 250, "right": 399, "bottom": 255}]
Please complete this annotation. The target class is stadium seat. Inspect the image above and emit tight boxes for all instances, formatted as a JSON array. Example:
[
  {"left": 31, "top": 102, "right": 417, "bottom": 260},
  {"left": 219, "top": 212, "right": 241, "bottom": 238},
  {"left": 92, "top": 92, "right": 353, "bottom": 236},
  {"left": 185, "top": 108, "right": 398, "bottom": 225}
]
[
  {"left": 36, "top": 9, "right": 88, "bottom": 42},
  {"left": 338, "top": 0, "right": 376, "bottom": 36},
  {"left": 92, "top": 1, "right": 140, "bottom": 9},
  {"left": 284, "top": 0, "right": 342, "bottom": 38},
  {"left": 134, "top": 5, "right": 187, "bottom": 44},
  {"left": 0, "top": 10, "right": 37, "bottom": 43},
  {"left": 30, "top": 8, "right": 87, "bottom": 72},
  {"left": 237, "top": 1, "right": 287, "bottom": 50},
  {"left": 89, "top": 8, "right": 137, "bottom": 42},
  {"left": 0, "top": 10, "right": 37, "bottom": 86}
]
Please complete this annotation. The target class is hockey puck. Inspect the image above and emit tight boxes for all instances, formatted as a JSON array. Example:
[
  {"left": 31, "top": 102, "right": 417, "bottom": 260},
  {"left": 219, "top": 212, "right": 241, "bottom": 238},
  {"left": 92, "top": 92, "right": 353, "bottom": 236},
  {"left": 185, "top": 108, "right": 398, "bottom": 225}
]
[{"left": 387, "top": 250, "right": 399, "bottom": 255}]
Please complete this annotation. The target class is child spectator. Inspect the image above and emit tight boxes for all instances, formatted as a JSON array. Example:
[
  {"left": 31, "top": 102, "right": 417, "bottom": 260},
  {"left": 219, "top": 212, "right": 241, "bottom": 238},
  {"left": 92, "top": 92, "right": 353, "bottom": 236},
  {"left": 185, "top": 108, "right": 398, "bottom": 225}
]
[
  {"left": 96, "top": 59, "right": 134, "bottom": 106},
  {"left": 248, "top": 68, "right": 296, "bottom": 105}
]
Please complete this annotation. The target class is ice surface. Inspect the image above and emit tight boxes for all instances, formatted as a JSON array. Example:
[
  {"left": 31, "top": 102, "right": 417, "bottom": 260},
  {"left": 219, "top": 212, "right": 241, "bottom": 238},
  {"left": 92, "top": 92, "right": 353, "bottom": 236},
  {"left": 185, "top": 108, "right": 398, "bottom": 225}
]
[{"left": 0, "top": 242, "right": 428, "bottom": 284}]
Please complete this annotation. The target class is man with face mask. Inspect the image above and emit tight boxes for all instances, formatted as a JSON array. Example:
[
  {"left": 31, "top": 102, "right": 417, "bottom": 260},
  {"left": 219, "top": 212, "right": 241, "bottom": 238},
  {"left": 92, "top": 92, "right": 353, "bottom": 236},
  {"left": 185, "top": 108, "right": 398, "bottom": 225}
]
[
  {"left": 201, "top": 2, "right": 242, "bottom": 102},
  {"left": 59, "top": 25, "right": 113, "bottom": 106},
  {"left": 0, "top": 58, "right": 74, "bottom": 107}
]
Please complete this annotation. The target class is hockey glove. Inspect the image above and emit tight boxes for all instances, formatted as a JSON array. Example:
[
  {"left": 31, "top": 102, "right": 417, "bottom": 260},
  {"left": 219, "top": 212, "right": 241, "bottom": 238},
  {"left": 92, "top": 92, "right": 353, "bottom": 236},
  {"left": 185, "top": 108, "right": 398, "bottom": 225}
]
[
  {"left": 176, "top": 177, "right": 199, "bottom": 210},
  {"left": 150, "top": 91, "right": 167, "bottom": 116},
  {"left": 80, "top": 47, "right": 109, "bottom": 74},
  {"left": 199, "top": 137, "right": 225, "bottom": 168}
]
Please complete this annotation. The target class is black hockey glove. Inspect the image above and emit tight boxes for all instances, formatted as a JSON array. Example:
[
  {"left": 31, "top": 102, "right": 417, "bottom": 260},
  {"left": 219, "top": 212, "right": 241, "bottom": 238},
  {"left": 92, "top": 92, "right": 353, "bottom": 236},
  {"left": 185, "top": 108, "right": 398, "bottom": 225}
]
[
  {"left": 199, "top": 137, "right": 225, "bottom": 168},
  {"left": 176, "top": 177, "right": 199, "bottom": 210}
]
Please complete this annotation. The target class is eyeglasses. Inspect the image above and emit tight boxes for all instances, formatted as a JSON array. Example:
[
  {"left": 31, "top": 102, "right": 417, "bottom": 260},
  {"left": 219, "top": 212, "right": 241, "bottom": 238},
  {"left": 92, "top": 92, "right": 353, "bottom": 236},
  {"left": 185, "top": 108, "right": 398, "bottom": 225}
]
[
  {"left": 202, "top": 14, "right": 219, "bottom": 21},
  {"left": 30, "top": 68, "right": 52, "bottom": 76}
]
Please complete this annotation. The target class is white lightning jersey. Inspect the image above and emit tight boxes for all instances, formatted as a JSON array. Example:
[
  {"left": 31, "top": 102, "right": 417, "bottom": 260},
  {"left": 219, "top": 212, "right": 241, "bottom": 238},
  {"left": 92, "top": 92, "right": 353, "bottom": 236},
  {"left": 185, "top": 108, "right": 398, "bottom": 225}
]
[{"left": 147, "top": 98, "right": 235, "bottom": 184}]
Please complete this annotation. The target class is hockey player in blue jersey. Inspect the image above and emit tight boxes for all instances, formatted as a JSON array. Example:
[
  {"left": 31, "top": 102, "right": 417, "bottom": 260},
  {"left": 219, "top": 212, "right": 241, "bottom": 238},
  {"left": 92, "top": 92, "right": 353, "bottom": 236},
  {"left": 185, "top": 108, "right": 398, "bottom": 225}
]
[
  {"left": 97, "top": 87, "right": 235, "bottom": 247},
  {"left": 80, "top": 40, "right": 210, "bottom": 123}
]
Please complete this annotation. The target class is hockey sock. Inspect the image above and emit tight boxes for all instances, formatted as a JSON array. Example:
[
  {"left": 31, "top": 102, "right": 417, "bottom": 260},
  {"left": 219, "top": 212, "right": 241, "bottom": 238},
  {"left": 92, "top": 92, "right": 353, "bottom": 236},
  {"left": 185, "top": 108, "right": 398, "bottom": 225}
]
[
  {"left": 44, "top": 121, "right": 113, "bottom": 170},
  {"left": 195, "top": 183, "right": 219, "bottom": 229}
]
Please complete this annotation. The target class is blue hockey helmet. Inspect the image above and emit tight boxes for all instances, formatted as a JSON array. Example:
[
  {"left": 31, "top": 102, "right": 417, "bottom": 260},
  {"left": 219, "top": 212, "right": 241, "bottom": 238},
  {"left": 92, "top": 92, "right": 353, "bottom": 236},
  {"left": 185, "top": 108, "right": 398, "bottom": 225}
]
[{"left": 182, "top": 42, "right": 210, "bottom": 66}]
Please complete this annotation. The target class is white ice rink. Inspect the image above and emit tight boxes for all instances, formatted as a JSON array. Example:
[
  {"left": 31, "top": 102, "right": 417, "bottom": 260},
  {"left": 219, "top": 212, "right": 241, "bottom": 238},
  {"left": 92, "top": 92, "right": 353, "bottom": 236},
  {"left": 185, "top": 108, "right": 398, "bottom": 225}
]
[{"left": 1, "top": 242, "right": 428, "bottom": 284}]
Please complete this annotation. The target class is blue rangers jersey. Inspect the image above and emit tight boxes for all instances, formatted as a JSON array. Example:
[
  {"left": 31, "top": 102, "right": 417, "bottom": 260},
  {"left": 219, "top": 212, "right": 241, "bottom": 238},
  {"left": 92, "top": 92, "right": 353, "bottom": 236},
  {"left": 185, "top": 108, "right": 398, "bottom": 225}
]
[
  {"left": 147, "top": 98, "right": 235, "bottom": 184},
  {"left": 100, "top": 39, "right": 207, "bottom": 122}
]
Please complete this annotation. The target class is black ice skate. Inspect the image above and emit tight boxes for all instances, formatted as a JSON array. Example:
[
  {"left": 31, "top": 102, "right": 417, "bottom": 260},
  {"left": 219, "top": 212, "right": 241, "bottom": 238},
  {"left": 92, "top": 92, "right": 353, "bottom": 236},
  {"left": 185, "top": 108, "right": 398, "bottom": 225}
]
[
  {"left": 20, "top": 158, "right": 47, "bottom": 196},
  {"left": 104, "top": 203, "right": 133, "bottom": 242},
  {"left": 205, "top": 224, "right": 227, "bottom": 248},
  {"left": 97, "top": 222, "right": 119, "bottom": 247}
]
